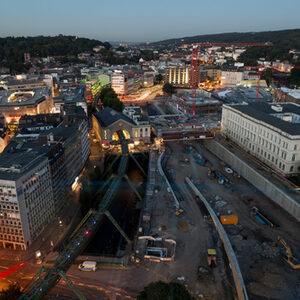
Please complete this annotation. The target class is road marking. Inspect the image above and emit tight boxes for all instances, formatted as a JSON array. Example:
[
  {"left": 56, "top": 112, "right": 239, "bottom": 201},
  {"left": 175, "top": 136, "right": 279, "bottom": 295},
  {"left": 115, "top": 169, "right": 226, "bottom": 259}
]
[{"left": 0, "top": 262, "right": 27, "bottom": 281}]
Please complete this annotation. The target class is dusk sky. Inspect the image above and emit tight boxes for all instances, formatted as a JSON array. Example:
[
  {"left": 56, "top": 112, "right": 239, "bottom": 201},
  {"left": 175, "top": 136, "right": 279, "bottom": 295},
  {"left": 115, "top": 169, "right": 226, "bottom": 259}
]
[{"left": 1, "top": 0, "right": 299, "bottom": 42}]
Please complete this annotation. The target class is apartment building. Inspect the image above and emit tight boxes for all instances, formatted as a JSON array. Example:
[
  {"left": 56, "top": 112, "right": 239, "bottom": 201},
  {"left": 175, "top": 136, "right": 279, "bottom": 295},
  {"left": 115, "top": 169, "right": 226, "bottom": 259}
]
[
  {"left": 207, "top": 68, "right": 222, "bottom": 81},
  {"left": 221, "top": 103, "right": 300, "bottom": 176}
]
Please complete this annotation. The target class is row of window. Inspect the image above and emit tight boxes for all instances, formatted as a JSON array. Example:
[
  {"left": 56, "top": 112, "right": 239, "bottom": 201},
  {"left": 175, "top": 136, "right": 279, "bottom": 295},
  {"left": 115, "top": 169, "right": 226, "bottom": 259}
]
[
  {"left": 1, "top": 220, "right": 21, "bottom": 226},
  {"left": 225, "top": 110, "right": 299, "bottom": 151},
  {"left": 0, "top": 227, "right": 22, "bottom": 235},
  {"left": 229, "top": 132, "right": 295, "bottom": 173},
  {"left": 0, "top": 234, "right": 24, "bottom": 242},
  {"left": 0, "top": 205, "right": 19, "bottom": 211}
]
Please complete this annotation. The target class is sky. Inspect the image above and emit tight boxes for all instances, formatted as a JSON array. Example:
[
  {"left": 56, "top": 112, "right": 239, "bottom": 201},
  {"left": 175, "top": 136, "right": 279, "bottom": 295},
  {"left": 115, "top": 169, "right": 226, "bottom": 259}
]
[{"left": 0, "top": 0, "right": 299, "bottom": 43}]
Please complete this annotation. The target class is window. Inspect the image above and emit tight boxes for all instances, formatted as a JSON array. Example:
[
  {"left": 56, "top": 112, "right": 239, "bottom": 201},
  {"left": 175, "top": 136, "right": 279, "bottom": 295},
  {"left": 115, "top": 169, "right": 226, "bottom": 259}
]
[
  {"left": 294, "top": 145, "right": 297, "bottom": 151},
  {"left": 292, "top": 154, "right": 296, "bottom": 161},
  {"left": 290, "top": 166, "right": 294, "bottom": 172}
]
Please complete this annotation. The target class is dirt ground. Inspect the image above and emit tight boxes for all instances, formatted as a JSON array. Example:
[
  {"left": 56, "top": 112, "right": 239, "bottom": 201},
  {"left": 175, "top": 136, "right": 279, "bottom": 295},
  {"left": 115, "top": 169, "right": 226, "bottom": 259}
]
[{"left": 163, "top": 140, "right": 300, "bottom": 300}]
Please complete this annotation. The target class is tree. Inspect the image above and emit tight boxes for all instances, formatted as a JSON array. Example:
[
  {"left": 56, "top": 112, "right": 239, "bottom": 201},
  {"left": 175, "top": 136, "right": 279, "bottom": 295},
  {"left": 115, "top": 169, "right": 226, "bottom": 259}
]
[
  {"left": 163, "top": 83, "right": 175, "bottom": 95},
  {"left": 288, "top": 67, "right": 300, "bottom": 88},
  {"left": 137, "top": 281, "right": 193, "bottom": 300},
  {"left": 0, "top": 283, "right": 22, "bottom": 300},
  {"left": 155, "top": 74, "right": 164, "bottom": 84},
  {"left": 99, "top": 87, "right": 123, "bottom": 112},
  {"left": 263, "top": 69, "right": 273, "bottom": 86}
]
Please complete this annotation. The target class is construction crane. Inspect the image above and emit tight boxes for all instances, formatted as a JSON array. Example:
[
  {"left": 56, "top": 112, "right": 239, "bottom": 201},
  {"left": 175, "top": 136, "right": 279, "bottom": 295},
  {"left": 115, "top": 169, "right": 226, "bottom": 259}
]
[
  {"left": 275, "top": 236, "right": 300, "bottom": 270},
  {"left": 244, "top": 65, "right": 300, "bottom": 102},
  {"left": 190, "top": 46, "right": 199, "bottom": 118},
  {"left": 244, "top": 65, "right": 266, "bottom": 102}
]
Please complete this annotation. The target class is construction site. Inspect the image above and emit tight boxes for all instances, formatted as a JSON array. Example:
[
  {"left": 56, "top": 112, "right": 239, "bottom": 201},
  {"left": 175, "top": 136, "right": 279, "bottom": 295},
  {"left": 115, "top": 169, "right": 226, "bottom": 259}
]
[{"left": 154, "top": 140, "right": 300, "bottom": 299}]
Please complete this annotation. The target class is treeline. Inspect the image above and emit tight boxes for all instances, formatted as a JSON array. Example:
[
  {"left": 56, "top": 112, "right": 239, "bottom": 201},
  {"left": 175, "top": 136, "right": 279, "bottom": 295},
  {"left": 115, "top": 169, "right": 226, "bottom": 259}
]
[
  {"left": 152, "top": 29, "right": 300, "bottom": 48},
  {"left": 0, "top": 35, "right": 108, "bottom": 73},
  {"left": 238, "top": 46, "right": 296, "bottom": 65}
]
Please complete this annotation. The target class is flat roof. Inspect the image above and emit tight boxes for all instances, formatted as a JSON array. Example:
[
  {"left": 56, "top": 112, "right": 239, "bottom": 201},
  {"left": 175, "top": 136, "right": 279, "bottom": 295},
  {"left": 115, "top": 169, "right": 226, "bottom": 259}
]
[
  {"left": 0, "top": 87, "right": 50, "bottom": 107},
  {"left": 226, "top": 102, "right": 300, "bottom": 135}
]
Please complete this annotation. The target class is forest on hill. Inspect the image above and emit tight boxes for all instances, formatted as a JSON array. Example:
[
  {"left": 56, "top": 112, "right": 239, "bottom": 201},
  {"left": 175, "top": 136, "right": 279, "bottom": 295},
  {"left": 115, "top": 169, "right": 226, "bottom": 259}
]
[{"left": 0, "top": 35, "right": 108, "bottom": 73}]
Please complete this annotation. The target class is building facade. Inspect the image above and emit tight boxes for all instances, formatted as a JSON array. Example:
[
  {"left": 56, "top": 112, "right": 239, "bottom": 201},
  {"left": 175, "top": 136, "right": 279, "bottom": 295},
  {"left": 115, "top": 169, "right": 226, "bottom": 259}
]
[
  {"left": 165, "top": 66, "right": 190, "bottom": 86},
  {"left": 111, "top": 71, "right": 128, "bottom": 95},
  {"left": 221, "top": 103, "right": 300, "bottom": 176},
  {"left": 93, "top": 107, "right": 151, "bottom": 147},
  {"left": 221, "top": 71, "right": 243, "bottom": 86},
  {"left": 0, "top": 154, "right": 55, "bottom": 250}
]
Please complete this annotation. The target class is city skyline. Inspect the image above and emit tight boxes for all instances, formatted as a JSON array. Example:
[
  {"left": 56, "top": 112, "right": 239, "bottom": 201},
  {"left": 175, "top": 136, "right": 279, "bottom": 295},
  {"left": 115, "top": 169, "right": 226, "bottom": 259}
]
[{"left": 1, "top": 0, "right": 300, "bottom": 42}]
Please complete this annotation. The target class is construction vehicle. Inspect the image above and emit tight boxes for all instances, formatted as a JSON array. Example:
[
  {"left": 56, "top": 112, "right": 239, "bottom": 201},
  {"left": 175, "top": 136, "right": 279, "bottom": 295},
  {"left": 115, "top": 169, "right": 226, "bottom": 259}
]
[
  {"left": 275, "top": 236, "right": 300, "bottom": 270},
  {"left": 207, "top": 249, "right": 217, "bottom": 268},
  {"left": 175, "top": 208, "right": 184, "bottom": 216}
]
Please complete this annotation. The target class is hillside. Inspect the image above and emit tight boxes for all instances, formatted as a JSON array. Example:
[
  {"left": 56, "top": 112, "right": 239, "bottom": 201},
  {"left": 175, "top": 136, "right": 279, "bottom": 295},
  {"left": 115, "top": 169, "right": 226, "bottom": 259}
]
[
  {"left": 0, "top": 35, "right": 108, "bottom": 73},
  {"left": 151, "top": 29, "right": 300, "bottom": 49}
]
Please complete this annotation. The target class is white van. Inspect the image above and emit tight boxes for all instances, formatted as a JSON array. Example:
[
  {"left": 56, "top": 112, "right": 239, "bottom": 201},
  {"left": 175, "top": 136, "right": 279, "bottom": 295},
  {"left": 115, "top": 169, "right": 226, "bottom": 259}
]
[{"left": 78, "top": 261, "right": 97, "bottom": 272}]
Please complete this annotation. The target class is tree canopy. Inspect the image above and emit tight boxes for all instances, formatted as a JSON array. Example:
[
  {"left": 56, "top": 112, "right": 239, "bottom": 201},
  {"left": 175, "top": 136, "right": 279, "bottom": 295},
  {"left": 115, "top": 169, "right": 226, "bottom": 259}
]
[
  {"left": 99, "top": 87, "right": 123, "bottom": 112},
  {"left": 288, "top": 66, "right": 300, "bottom": 88},
  {"left": 137, "top": 281, "right": 193, "bottom": 300},
  {"left": 163, "top": 83, "right": 175, "bottom": 95},
  {"left": 0, "top": 283, "right": 22, "bottom": 300},
  {"left": 155, "top": 74, "right": 164, "bottom": 84},
  {"left": 0, "top": 35, "right": 108, "bottom": 73}
]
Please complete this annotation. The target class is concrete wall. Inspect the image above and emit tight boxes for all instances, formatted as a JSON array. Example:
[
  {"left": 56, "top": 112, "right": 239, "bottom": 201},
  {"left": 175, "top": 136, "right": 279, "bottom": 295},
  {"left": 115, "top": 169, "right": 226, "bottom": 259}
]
[
  {"left": 185, "top": 177, "right": 248, "bottom": 300},
  {"left": 204, "top": 140, "right": 300, "bottom": 221},
  {"left": 157, "top": 151, "right": 179, "bottom": 209}
]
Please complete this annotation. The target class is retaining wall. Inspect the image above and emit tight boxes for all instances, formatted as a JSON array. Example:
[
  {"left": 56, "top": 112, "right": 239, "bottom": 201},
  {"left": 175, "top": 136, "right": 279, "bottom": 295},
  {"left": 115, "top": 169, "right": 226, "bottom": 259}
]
[
  {"left": 185, "top": 177, "right": 248, "bottom": 300},
  {"left": 204, "top": 140, "right": 300, "bottom": 222}
]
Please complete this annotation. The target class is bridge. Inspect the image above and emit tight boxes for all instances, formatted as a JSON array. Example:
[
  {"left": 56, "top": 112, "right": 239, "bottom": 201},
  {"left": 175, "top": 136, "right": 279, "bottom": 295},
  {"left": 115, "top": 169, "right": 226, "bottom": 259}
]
[{"left": 19, "top": 131, "right": 133, "bottom": 300}]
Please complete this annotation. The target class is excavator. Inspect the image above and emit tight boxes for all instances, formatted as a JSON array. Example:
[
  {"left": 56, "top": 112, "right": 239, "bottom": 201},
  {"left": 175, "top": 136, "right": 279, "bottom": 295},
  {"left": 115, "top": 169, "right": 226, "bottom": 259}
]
[{"left": 275, "top": 236, "right": 300, "bottom": 270}]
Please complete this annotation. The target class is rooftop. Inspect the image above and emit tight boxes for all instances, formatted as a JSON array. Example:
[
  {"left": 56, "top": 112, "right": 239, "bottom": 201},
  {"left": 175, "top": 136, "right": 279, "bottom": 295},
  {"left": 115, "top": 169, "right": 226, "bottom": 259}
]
[
  {"left": 0, "top": 87, "right": 51, "bottom": 107},
  {"left": 94, "top": 107, "right": 135, "bottom": 127},
  {"left": 54, "top": 85, "right": 85, "bottom": 104},
  {"left": 227, "top": 102, "right": 300, "bottom": 135}
]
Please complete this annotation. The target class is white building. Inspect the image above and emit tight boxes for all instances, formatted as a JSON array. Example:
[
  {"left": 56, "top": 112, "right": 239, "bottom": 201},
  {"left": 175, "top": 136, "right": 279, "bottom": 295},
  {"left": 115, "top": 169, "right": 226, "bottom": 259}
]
[
  {"left": 221, "top": 71, "right": 243, "bottom": 86},
  {"left": 111, "top": 71, "right": 128, "bottom": 95},
  {"left": 0, "top": 155, "right": 55, "bottom": 250},
  {"left": 221, "top": 103, "right": 300, "bottom": 176}
]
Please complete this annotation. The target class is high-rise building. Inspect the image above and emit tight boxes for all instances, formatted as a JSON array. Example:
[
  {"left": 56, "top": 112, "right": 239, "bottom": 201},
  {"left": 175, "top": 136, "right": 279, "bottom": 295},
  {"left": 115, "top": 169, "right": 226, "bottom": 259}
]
[
  {"left": 0, "top": 152, "right": 55, "bottom": 250},
  {"left": 0, "top": 109, "right": 90, "bottom": 250},
  {"left": 111, "top": 71, "right": 128, "bottom": 95}
]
